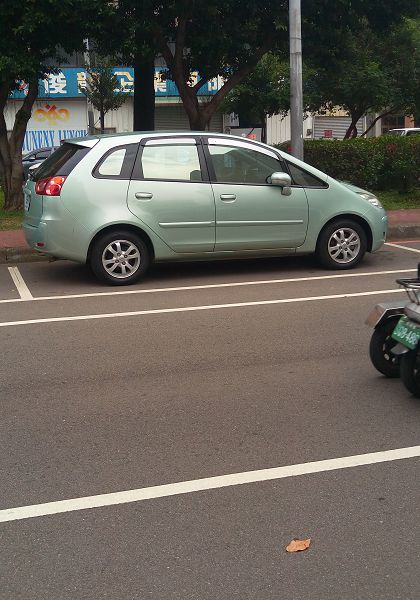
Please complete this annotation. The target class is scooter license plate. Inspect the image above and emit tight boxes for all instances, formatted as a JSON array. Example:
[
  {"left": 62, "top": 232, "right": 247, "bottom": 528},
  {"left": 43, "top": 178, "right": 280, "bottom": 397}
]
[{"left": 391, "top": 316, "right": 420, "bottom": 350}]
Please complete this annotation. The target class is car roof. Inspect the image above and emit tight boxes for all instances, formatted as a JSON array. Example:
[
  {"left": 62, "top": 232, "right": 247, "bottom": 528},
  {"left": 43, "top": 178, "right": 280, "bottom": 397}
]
[{"left": 64, "top": 130, "right": 275, "bottom": 154}]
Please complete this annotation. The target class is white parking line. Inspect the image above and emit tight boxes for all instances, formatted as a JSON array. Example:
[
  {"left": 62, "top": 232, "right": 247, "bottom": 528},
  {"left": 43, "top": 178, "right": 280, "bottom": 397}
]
[
  {"left": 0, "top": 287, "right": 405, "bottom": 328},
  {"left": 1, "top": 445, "right": 419, "bottom": 523},
  {"left": 7, "top": 266, "right": 33, "bottom": 300},
  {"left": 385, "top": 242, "right": 420, "bottom": 254},
  {"left": 0, "top": 268, "right": 415, "bottom": 305}
]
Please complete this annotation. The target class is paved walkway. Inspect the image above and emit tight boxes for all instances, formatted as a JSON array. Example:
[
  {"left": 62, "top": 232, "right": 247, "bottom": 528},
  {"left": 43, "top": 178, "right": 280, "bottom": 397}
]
[
  {"left": 1, "top": 209, "right": 420, "bottom": 263},
  {"left": 0, "top": 230, "right": 27, "bottom": 249}
]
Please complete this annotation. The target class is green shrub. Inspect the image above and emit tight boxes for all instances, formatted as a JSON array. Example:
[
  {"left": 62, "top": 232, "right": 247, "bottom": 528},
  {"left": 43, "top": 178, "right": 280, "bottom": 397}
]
[{"left": 274, "top": 136, "right": 420, "bottom": 192}]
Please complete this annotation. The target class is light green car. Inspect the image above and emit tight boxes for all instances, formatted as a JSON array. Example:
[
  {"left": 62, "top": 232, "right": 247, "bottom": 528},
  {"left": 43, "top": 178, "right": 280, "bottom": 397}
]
[{"left": 23, "top": 132, "right": 387, "bottom": 285}]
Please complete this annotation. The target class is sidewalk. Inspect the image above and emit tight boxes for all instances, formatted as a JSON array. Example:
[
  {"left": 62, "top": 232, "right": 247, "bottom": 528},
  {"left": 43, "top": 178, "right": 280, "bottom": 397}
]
[{"left": 1, "top": 209, "right": 420, "bottom": 263}]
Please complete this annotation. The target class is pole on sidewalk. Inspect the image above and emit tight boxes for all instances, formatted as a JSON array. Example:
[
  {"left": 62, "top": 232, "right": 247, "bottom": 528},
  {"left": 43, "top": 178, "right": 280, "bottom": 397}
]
[
  {"left": 83, "top": 38, "right": 95, "bottom": 136},
  {"left": 289, "top": 0, "right": 304, "bottom": 160}
]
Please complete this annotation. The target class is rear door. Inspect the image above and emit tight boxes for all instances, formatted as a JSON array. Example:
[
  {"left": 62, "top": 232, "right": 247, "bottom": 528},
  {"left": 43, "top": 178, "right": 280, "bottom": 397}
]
[{"left": 127, "top": 137, "right": 215, "bottom": 253}]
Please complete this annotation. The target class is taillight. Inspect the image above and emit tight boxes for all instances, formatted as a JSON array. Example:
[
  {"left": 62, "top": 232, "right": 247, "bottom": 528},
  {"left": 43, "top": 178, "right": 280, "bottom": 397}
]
[{"left": 35, "top": 176, "right": 66, "bottom": 196}]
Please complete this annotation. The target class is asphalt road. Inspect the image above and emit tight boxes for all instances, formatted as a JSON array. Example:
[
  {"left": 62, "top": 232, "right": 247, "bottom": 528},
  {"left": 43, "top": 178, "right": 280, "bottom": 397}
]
[{"left": 1, "top": 242, "right": 420, "bottom": 599}]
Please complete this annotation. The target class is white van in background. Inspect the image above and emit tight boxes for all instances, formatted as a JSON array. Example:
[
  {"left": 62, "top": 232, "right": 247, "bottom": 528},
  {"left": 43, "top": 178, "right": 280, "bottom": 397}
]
[{"left": 387, "top": 128, "right": 420, "bottom": 136}]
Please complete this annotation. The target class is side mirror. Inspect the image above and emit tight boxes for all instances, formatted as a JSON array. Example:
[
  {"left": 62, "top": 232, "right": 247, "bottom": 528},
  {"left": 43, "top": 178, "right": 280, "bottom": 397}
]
[{"left": 269, "top": 171, "right": 292, "bottom": 196}]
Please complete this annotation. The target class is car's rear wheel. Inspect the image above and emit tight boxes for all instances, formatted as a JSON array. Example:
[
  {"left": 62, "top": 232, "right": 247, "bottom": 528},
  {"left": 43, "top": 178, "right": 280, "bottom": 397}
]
[
  {"left": 90, "top": 230, "right": 150, "bottom": 285},
  {"left": 316, "top": 219, "right": 367, "bottom": 269}
]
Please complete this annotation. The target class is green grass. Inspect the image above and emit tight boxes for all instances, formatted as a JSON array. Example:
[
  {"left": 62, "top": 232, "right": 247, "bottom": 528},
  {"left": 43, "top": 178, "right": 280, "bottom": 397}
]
[
  {"left": 0, "top": 189, "right": 24, "bottom": 230},
  {"left": 375, "top": 188, "right": 420, "bottom": 211}
]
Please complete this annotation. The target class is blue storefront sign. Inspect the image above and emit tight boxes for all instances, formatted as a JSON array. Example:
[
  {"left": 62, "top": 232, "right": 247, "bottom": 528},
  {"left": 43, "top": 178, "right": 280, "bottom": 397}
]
[{"left": 10, "top": 67, "right": 223, "bottom": 100}]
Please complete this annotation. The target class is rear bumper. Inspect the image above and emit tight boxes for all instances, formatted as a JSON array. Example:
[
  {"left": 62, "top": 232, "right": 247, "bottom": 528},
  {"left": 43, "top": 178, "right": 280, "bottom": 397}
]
[
  {"left": 23, "top": 219, "right": 88, "bottom": 262},
  {"left": 23, "top": 221, "right": 48, "bottom": 252}
]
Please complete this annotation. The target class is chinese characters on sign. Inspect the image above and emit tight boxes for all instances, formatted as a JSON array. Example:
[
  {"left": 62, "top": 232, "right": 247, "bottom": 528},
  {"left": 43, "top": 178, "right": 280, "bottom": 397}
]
[{"left": 10, "top": 67, "right": 224, "bottom": 99}]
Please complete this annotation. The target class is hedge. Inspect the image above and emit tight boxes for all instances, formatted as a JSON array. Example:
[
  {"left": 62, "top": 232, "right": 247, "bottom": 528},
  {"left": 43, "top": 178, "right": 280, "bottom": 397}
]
[{"left": 275, "top": 136, "right": 420, "bottom": 192}]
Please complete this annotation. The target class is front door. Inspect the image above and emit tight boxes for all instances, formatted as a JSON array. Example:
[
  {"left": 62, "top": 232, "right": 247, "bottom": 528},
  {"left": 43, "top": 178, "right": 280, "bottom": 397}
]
[
  {"left": 205, "top": 138, "right": 308, "bottom": 251},
  {"left": 128, "top": 138, "right": 215, "bottom": 253}
]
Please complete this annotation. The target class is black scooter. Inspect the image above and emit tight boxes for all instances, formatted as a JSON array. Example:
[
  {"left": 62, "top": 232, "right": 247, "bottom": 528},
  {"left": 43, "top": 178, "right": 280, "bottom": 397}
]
[{"left": 367, "top": 264, "right": 420, "bottom": 396}]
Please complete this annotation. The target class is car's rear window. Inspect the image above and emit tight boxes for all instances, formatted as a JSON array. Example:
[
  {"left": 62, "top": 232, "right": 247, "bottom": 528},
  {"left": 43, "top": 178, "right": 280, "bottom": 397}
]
[{"left": 33, "top": 143, "right": 90, "bottom": 180}]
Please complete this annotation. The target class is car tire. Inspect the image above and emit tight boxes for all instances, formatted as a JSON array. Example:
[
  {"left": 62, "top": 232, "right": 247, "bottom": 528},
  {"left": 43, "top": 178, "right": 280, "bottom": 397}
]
[
  {"left": 400, "top": 347, "right": 420, "bottom": 397},
  {"left": 316, "top": 219, "right": 367, "bottom": 269},
  {"left": 369, "top": 317, "right": 401, "bottom": 378},
  {"left": 90, "top": 230, "right": 150, "bottom": 285}
]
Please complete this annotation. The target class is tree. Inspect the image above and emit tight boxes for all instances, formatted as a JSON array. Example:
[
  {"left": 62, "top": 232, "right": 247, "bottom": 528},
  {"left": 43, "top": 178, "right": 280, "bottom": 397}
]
[
  {"left": 94, "top": 0, "right": 159, "bottom": 131},
  {"left": 80, "top": 60, "right": 127, "bottom": 134},
  {"left": 304, "top": 19, "right": 420, "bottom": 139},
  {"left": 132, "top": 0, "right": 417, "bottom": 132},
  {"left": 0, "top": 0, "right": 106, "bottom": 210},
  {"left": 95, "top": 0, "right": 417, "bottom": 134},
  {"left": 221, "top": 54, "right": 290, "bottom": 143}
]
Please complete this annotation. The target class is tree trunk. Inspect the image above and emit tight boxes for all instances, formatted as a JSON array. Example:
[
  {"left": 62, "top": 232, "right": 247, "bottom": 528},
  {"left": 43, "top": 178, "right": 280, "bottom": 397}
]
[
  {"left": 360, "top": 108, "right": 397, "bottom": 137},
  {"left": 99, "top": 103, "right": 105, "bottom": 134},
  {"left": 159, "top": 29, "right": 273, "bottom": 133},
  {"left": 344, "top": 115, "right": 361, "bottom": 139},
  {"left": 0, "top": 79, "right": 38, "bottom": 211},
  {"left": 261, "top": 114, "right": 267, "bottom": 143},
  {"left": 133, "top": 52, "right": 155, "bottom": 131}
]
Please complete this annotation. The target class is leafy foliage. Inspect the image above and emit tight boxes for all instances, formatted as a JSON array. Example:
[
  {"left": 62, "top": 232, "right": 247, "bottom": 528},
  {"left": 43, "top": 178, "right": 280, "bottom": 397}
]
[
  {"left": 304, "top": 18, "right": 420, "bottom": 138},
  {"left": 80, "top": 60, "right": 128, "bottom": 133},
  {"left": 221, "top": 53, "right": 290, "bottom": 140},
  {"left": 0, "top": 0, "right": 107, "bottom": 210},
  {"left": 100, "top": 0, "right": 418, "bottom": 131},
  {"left": 276, "top": 136, "right": 420, "bottom": 192}
]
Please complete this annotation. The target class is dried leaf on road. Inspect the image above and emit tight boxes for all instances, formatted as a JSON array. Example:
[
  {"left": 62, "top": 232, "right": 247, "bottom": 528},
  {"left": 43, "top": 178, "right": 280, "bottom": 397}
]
[{"left": 286, "top": 538, "right": 311, "bottom": 553}]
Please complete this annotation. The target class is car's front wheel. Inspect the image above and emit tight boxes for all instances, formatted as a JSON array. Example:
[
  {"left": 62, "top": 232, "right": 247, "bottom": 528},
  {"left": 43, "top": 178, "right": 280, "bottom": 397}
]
[
  {"left": 316, "top": 219, "right": 367, "bottom": 269},
  {"left": 90, "top": 230, "right": 150, "bottom": 285}
]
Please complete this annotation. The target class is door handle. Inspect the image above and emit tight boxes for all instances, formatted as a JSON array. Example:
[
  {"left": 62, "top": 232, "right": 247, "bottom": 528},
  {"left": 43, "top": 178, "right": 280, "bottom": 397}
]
[
  {"left": 220, "top": 194, "right": 236, "bottom": 202},
  {"left": 135, "top": 192, "right": 153, "bottom": 199}
]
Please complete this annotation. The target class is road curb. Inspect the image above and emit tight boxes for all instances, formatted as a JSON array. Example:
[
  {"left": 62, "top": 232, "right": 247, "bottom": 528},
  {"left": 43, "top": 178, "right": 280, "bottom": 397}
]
[
  {"left": 0, "top": 247, "right": 48, "bottom": 264},
  {"left": 387, "top": 225, "right": 420, "bottom": 242}
]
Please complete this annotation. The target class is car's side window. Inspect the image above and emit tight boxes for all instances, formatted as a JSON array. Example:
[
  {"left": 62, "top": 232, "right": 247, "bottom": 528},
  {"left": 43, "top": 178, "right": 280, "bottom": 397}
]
[
  {"left": 140, "top": 144, "right": 202, "bottom": 181},
  {"left": 93, "top": 144, "right": 138, "bottom": 179},
  {"left": 208, "top": 144, "right": 283, "bottom": 185},
  {"left": 286, "top": 161, "right": 328, "bottom": 188}
]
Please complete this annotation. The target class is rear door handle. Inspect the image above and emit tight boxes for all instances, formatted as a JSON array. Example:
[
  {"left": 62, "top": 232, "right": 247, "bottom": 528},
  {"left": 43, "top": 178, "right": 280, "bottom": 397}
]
[
  {"left": 135, "top": 192, "right": 153, "bottom": 199},
  {"left": 220, "top": 194, "right": 236, "bottom": 202}
]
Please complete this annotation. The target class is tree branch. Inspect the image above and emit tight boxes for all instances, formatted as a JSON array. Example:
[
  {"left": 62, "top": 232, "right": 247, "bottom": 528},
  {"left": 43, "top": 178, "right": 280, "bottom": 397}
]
[
  {"left": 10, "top": 78, "right": 39, "bottom": 155},
  {"left": 202, "top": 37, "right": 274, "bottom": 116},
  {"left": 174, "top": 17, "right": 187, "bottom": 70},
  {"left": 360, "top": 106, "right": 399, "bottom": 137},
  {"left": 192, "top": 77, "right": 209, "bottom": 93}
]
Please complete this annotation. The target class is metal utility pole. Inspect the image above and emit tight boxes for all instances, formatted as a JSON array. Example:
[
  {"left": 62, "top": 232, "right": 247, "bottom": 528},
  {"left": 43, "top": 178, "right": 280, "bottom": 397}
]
[
  {"left": 83, "top": 38, "right": 95, "bottom": 135},
  {"left": 289, "top": 0, "right": 304, "bottom": 160}
]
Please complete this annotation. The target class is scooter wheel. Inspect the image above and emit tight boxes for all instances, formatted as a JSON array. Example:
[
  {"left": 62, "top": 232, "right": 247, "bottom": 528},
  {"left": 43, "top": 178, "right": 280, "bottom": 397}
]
[
  {"left": 369, "top": 317, "right": 401, "bottom": 378},
  {"left": 400, "top": 347, "right": 420, "bottom": 397}
]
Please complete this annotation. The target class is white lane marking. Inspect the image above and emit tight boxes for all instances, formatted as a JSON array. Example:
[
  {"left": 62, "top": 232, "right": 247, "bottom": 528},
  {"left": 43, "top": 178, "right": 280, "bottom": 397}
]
[
  {"left": 7, "top": 267, "right": 33, "bottom": 300},
  {"left": 0, "top": 268, "right": 415, "bottom": 305},
  {"left": 385, "top": 242, "right": 420, "bottom": 254},
  {"left": 1, "top": 445, "right": 419, "bottom": 523},
  {"left": 0, "top": 288, "right": 405, "bottom": 328}
]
